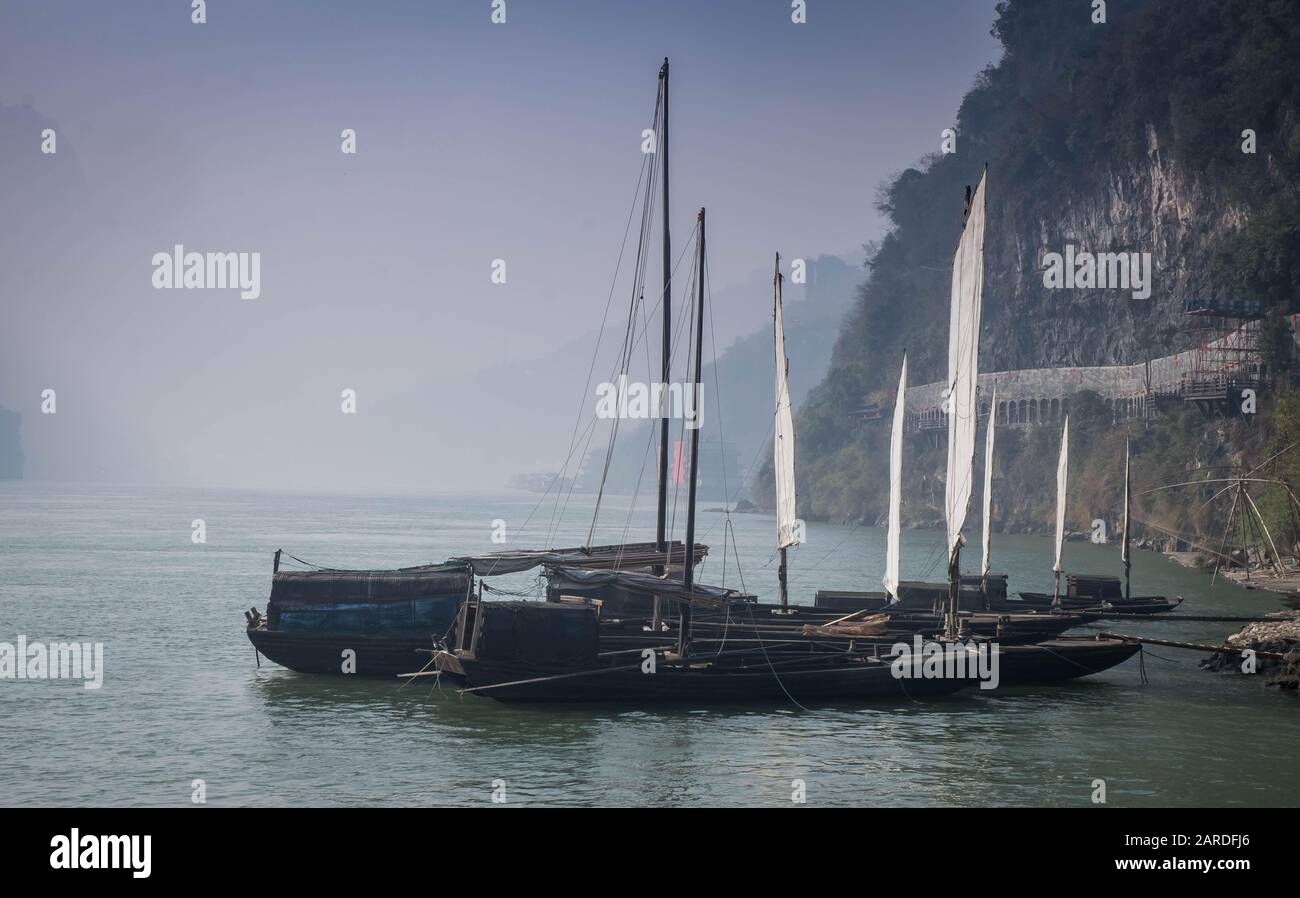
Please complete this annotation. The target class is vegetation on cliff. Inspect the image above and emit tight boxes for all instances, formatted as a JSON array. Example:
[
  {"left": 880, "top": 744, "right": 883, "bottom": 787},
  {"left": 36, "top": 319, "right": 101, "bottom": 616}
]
[{"left": 769, "top": 0, "right": 1300, "bottom": 531}]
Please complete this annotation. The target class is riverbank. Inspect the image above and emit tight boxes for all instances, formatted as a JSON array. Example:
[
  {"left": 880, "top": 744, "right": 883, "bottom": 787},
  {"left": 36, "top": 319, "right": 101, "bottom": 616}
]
[
  {"left": 1166, "top": 549, "right": 1300, "bottom": 607},
  {"left": 1201, "top": 613, "right": 1300, "bottom": 689}
]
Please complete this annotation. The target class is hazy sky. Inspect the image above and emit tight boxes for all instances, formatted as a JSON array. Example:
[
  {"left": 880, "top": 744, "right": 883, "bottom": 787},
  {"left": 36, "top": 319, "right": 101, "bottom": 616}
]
[{"left": 1, "top": 0, "right": 1001, "bottom": 487}]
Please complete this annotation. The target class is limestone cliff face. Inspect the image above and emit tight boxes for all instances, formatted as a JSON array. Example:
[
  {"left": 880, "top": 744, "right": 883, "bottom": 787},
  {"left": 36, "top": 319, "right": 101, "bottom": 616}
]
[
  {"left": 985, "top": 127, "right": 1257, "bottom": 375},
  {"left": 784, "top": 0, "right": 1300, "bottom": 525}
]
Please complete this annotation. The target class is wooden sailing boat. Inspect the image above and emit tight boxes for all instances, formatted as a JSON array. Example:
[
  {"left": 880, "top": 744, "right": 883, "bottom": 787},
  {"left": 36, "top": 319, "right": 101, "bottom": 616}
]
[
  {"left": 941, "top": 171, "right": 987, "bottom": 639},
  {"left": 1016, "top": 435, "right": 1183, "bottom": 614},
  {"left": 808, "top": 334, "right": 1077, "bottom": 643},
  {"left": 817, "top": 179, "right": 1029, "bottom": 630},
  {"left": 507, "top": 56, "right": 707, "bottom": 619},
  {"left": 245, "top": 550, "right": 472, "bottom": 676},
  {"left": 546, "top": 251, "right": 840, "bottom": 627},
  {"left": 936, "top": 169, "right": 1140, "bottom": 676},
  {"left": 825, "top": 356, "right": 1079, "bottom": 643},
  {"left": 439, "top": 121, "right": 1135, "bottom": 697},
  {"left": 245, "top": 540, "right": 712, "bottom": 677},
  {"left": 441, "top": 207, "right": 968, "bottom": 703},
  {"left": 808, "top": 184, "right": 1079, "bottom": 641},
  {"left": 249, "top": 64, "right": 712, "bottom": 679},
  {"left": 810, "top": 170, "right": 1140, "bottom": 680}
]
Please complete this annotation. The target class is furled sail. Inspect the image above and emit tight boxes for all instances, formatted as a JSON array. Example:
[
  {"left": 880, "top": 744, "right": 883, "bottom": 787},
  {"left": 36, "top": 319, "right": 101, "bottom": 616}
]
[
  {"left": 774, "top": 257, "right": 798, "bottom": 550},
  {"left": 981, "top": 386, "right": 997, "bottom": 579},
  {"left": 944, "top": 169, "right": 987, "bottom": 561},
  {"left": 1053, "top": 415, "right": 1069, "bottom": 574},
  {"left": 883, "top": 355, "right": 907, "bottom": 599}
]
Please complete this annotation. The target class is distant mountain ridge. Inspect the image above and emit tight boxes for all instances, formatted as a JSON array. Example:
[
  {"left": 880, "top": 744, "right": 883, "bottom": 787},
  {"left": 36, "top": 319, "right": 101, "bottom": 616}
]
[{"left": 348, "top": 254, "right": 861, "bottom": 491}]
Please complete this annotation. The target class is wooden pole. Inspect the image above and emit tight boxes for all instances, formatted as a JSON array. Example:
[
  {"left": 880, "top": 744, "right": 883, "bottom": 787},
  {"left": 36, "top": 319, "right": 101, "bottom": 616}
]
[
  {"left": 655, "top": 58, "right": 671, "bottom": 573},
  {"left": 945, "top": 543, "right": 961, "bottom": 639},
  {"left": 1082, "top": 613, "right": 1277, "bottom": 622},
  {"left": 1100, "top": 632, "right": 1288, "bottom": 660},
  {"left": 775, "top": 250, "right": 789, "bottom": 613},
  {"left": 778, "top": 546, "right": 789, "bottom": 611},
  {"left": 678, "top": 207, "right": 706, "bottom": 659},
  {"left": 1212, "top": 482, "right": 1243, "bottom": 585},
  {"left": 1242, "top": 487, "right": 1283, "bottom": 575}
]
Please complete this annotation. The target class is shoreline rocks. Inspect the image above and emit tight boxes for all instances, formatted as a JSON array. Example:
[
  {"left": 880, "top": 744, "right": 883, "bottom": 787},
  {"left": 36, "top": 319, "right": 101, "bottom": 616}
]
[{"left": 1200, "top": 613, "right": 1300, "bottom": 689}]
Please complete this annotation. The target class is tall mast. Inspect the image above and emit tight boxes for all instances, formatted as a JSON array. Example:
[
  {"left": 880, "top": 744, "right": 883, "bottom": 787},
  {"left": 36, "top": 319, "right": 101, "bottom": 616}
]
[
  {"left": 655, "top": 58, "right": 672, "bottom": 568},
  {"left": 776, "top": 252, "right": 788, "bottom": 611},
  {"left": 679, "top": 207, "right": 706, "bottom": 658},
  {"left": 1122, "top": 436, "right": 1131, "bottom": 600}
]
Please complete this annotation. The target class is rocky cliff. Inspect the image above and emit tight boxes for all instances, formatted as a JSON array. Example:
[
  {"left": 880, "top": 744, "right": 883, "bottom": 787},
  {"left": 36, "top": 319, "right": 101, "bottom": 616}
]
[{"left": 783, "top": 0, "right": 1300, "bottom": 525}]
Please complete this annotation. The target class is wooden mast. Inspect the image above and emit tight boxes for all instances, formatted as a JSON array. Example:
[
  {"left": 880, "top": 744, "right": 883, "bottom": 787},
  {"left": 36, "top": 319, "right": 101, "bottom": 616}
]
[
  {"left": 775, "top": 251, "right": 789, "bottom": 611},
  {"left": 679, "top": 207, "right": 706, "bottom": 659},
  {"left": 778, "top": 548, "right": 789, "bottom": 610},
  {"left": 655, "top": 58, "right": 672, "bottom": 573},
  {"left": 946, "top": 545, "right": 962, "bottom": 638}
]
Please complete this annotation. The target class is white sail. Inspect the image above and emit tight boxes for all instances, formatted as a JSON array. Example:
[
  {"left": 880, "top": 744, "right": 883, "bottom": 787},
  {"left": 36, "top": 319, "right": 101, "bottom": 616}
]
[
  {"left": 1053, "top": 415, "right": 1069, "bottom": 574},
  {"left": 774, "top": 258, "right": 798, "bottom": 550},
  {"left": 883, "top": 355, "right": 907, "bottom": 599},
  {"left": 981, "top": 386, "right": 996, "bottom": 579},
  {"left": 944, "top": 169, "right": 987, "bottom": 560}
]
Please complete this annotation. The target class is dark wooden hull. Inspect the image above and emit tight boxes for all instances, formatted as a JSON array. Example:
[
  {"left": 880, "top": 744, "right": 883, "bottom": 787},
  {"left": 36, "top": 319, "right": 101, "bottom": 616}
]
[
  {"left": 451, "top": 637, "right": 1140, "bottom": 702},
  {"left": 247, "top": 625, "right": 437, "bottom": 677},
  {"left": 994, "top": 638, "right": 1142, "bottom": 682},
  {"left": 1011, "top": 593, "right": 1183, "bottom": 615},
  {"left": 452, "top": 655, "right": 969, "bottom": 704}
]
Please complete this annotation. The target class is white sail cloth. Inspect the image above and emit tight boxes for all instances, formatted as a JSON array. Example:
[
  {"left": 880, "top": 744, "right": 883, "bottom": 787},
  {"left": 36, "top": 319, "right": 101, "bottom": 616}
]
[
  {"left": 774, "top": 263, "right": 798, "bottom": 550},
  {"left": 945, "top": 170, "right": 987, "bottom": 561},
  {"left": 883, "top": 356, "right": 906, "bottom": 599},
  {"left": 1053, "top": 415, "right": 1069, "bottom": 574}
]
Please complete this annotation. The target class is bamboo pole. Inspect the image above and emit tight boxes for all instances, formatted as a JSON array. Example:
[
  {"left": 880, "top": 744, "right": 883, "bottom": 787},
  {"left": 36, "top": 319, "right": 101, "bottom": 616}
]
[
  {"left": 1100, "top": 632, "right": 1288, "bottom": 659},
  {"left": 1082, "top": 613, "right": 1286, "bottom": 622}
]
